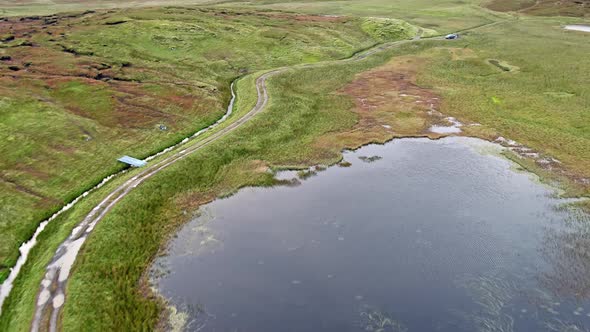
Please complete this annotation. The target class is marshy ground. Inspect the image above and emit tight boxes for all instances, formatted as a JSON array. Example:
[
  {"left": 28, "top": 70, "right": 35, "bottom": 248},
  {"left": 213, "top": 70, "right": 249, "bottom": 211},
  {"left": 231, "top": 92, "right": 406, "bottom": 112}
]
[
  {"left": 0, "top": 0, "right": 589, "bottom": 330},
  {"left": 0, "top": 6, "right": 387, "bottom": 283}
]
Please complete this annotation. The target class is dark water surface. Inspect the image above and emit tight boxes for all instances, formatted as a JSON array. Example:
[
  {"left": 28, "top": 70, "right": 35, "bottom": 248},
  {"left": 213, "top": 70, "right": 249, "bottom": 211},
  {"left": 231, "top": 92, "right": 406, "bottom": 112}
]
[{"left": 153, "top": 137, "right": 590, "bottom": 332}]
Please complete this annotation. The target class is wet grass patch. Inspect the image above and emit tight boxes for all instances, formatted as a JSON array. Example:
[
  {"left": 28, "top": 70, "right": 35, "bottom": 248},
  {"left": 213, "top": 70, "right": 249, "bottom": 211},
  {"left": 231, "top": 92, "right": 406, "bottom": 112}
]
[
  {"left": 358, "top": 155, "right": 383, "bottom": 163},
  {"left": 297, "top": 169, "right": 318, "bottom": 180},
  {"left": 338, "top": 161, "right": 353, "bottom": 167}
]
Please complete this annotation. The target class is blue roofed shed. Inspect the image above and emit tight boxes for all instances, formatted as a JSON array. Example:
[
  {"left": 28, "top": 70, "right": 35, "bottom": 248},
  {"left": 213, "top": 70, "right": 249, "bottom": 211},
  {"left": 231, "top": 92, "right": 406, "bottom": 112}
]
[{"left": 118, "top": 155, "right": 147, "bottom": 167}]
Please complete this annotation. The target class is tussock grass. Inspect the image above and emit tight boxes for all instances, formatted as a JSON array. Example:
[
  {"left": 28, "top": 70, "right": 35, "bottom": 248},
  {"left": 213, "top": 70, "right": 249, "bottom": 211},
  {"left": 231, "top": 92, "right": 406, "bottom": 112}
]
[{"left": 361, "top": 17, "right": 420, "bottom": 41}]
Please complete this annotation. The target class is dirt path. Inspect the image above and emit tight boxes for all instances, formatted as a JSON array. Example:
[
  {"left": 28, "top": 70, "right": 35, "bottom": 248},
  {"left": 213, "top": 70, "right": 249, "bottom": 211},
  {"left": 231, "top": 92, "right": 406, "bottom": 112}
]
[{"left": 27, "top": 19, "right": 507, "bottom": 332}]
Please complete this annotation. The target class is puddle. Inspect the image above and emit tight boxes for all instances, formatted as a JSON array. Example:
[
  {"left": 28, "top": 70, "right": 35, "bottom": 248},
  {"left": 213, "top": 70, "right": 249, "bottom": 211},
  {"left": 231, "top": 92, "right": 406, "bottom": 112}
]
[
  {"left": 564, "top": 25, "right": 590, "bottom": 32},
  {"left": 429, "top": 117, "right": 463, "bottom": 134},
  {"left": 153, "top": 137, "right": 590, "bottom": 332}
]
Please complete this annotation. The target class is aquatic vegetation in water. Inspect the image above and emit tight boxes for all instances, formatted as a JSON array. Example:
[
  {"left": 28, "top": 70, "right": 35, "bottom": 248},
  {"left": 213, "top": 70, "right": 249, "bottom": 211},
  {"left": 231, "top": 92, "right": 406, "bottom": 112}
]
[
  {"left": 338, "top": 161, "right": 353, "bottom": 167},
  {"left": 358, "top": 155, "right": 383, "bottom": 163},
  {"left": 275, "top": 177, "right": 302, "bottom": 187},
  {"left": 545, "top": 318, "right": 590, "bottom": 332},
  {"left": 175, "top": 303, "right": 214, "bottom": 332},
  {"left": 166, "top": 305, "right": 189, "bottom": 332},
  {"left": 473, "top": 313, "right": 514, "bottom": 332},
  {"left": 177, "top": 208, "right": 223, "bottom": 256},
  {"left": 540, "top": 206, "right": 590, "bottom": 299},
  {"left": 314, "top": 165, "right": 328, "bottom": 172},
  {"left": 458, "top": 273, "right": 516, "bottom": 332},
  {"left": 360, "top": 309, "right": 407, "bottom": 332},
  {"left": 298, "top": 169, "right": 318, "bottom": 180},
  {"left": 457, "top": 268, "right": 590, "bottom": 332}
]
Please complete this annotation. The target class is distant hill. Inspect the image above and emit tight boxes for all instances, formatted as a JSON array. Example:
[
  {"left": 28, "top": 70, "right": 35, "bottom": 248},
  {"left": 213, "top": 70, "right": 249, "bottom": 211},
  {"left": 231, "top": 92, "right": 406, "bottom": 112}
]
[
  {"left": 486, "top": 0, "right": 589, "bottom": 17},
  {"left": 0, "top": 0, "right": 218, "bottom": 16}
]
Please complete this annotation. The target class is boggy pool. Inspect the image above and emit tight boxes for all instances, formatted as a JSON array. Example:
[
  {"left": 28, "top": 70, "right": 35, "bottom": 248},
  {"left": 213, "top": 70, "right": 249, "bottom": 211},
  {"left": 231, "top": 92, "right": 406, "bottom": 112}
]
[{"left": 153, "top": 137, "right": 590, "bottom": 332}]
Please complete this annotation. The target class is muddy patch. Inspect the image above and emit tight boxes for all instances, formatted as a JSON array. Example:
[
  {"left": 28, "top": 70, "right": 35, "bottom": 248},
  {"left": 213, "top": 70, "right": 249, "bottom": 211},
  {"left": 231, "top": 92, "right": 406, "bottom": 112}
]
[
  {"left": 340, "top": 56, "right": 442, "bottom": 138},
  {"left": 315, "top": 56, "right": 448, "bottom": 154},
  {"left": 313, "top": 53, "right": 493, "bottom": 159}
]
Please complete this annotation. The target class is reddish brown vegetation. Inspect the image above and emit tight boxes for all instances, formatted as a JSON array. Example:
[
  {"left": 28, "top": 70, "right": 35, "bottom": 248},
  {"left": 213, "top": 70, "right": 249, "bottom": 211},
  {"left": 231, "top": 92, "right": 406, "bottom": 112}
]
[
  {"left": 486, "top": 0, "right": 589, "bottom": 16},
  {"left": 0, "top": 12, "right": 216, "bottom": 130},
  {"left": 263, "top": 13, "right": 348, "bottom": 23},
  {"left": 314, "top": 56, "right": 449, "bottom": 155}
]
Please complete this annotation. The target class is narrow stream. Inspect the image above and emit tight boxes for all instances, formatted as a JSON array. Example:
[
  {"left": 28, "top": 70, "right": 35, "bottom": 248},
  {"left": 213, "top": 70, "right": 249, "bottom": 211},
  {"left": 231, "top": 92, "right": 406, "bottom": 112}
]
[{"left": 153, "top": 137, "right": 590, "bottom": 332}]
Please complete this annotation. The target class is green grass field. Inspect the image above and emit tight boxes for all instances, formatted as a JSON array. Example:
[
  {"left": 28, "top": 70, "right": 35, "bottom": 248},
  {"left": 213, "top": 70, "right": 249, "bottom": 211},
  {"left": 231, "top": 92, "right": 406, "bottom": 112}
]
[
  {"left": 227, "top": 0, "right": 509, "bottom": 32},
  {"left": 0, "top": 6, "right": 394, "bottom": 283},
  {"left": 418, "top": 17, "right": 590, "bottom": 182},
  {"left": 0, "top": 0, "right": 589, "bottom": 330},
  {"left": 0, "top": 0, "right": 221, "bottom": 16},
  {"left": 486, "top": 0, "right": 590, "bottom": 17}
]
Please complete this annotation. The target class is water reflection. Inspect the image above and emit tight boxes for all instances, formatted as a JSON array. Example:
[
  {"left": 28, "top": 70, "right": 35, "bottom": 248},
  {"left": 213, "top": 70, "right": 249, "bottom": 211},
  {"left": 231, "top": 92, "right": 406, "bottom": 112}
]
[{"left": 153, "top": 137, "right": 590, "bottom": 332}]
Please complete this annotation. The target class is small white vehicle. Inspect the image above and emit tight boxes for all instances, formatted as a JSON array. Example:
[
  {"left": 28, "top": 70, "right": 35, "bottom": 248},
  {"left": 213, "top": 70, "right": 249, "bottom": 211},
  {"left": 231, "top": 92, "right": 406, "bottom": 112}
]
[{"left": 445, "top": 33, "right": 459, "bottom": 40}]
